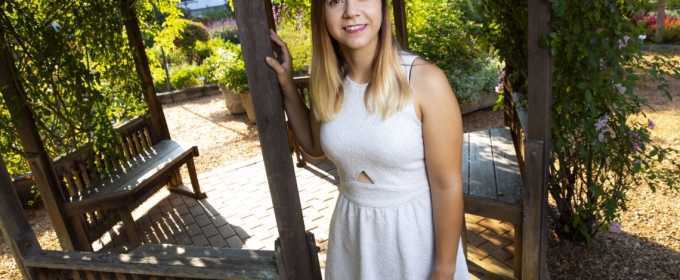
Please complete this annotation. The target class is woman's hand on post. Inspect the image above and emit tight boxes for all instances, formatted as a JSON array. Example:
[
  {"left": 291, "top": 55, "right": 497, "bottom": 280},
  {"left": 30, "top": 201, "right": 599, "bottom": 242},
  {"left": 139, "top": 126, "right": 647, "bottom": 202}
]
[{"left": 265, "top": 29, "right": 295, "bottom": 92}]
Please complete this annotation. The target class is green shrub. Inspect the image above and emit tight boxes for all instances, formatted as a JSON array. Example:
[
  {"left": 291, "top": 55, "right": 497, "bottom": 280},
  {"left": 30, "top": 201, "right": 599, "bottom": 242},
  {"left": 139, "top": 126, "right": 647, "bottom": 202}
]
[
  {"left": 204, "top": 41, "right": 248, "bottom": 93},
  {"left": 448, "top": 56, "right": 501, "bottom": 105},
  {"left": 278, "top": 7, "right": 311, "bottom": 75},
  {"left": 173, "top": 22, "right": 210, "bottom": 54},
  {"left": 170, "top": 65, "right": 203, "bottom": 89}
]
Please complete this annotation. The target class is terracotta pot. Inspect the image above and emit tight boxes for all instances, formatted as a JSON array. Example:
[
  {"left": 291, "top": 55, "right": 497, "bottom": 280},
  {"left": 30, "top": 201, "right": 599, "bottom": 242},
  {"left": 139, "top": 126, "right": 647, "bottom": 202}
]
[
  {"left": 240, "top": 93, "right": 257, "bottom": 123},
  {"left": 218, "top": 84, "right": 246, "bottom": 115}
]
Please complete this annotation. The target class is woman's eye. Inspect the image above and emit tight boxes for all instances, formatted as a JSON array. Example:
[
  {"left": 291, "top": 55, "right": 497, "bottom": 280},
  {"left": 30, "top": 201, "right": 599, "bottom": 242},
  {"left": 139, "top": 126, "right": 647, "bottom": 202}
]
[{"left": 329, "top": 0, "right": 343, "bottom": 5}]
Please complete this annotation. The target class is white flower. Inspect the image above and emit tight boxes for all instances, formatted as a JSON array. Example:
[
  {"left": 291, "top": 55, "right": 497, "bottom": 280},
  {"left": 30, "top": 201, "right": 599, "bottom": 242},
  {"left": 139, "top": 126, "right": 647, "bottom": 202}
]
[{"left": 614, "top": 83, "right": 626, "bottom": 94}]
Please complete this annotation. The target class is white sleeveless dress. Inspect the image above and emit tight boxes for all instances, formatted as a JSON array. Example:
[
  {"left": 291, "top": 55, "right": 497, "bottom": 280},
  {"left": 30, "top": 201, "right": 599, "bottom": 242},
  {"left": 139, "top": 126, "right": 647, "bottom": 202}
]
[{"left": 320, "top": 54, "right": 470, "bottom": 280}]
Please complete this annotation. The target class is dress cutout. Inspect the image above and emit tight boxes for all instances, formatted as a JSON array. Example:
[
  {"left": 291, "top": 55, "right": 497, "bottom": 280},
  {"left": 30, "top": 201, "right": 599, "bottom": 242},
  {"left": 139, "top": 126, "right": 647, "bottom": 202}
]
[{"left": 320, "top": 53, "right": 470, "bottom": 279}]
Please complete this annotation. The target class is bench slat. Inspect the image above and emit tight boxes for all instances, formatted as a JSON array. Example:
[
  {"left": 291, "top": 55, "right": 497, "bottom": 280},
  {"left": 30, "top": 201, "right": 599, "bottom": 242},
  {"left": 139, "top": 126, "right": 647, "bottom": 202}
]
[
  {"left": 468, "top": 130, "right": 497, "bottom": 200},
  {"left": 24, "top": 246, "right": 279, "bottom": 279},
  {"left": 490, "top": 128, "right": 523, "bottom": 205},
  {"left": 64, "top": 140, "right": 196, "bottom": 214}
]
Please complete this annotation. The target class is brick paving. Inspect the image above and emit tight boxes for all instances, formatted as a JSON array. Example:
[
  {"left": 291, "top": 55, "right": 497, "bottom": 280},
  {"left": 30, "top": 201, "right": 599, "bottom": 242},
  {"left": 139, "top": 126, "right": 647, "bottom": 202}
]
[{"left": 93, "top": 155, "right": 516, "bottom": 279}]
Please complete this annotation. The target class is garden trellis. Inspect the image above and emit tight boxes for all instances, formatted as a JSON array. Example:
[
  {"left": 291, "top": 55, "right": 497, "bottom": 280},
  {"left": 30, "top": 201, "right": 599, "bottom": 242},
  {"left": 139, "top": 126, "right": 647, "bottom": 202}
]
[{"left": 0, "top": 0, "right": 553, "bottom": 279}]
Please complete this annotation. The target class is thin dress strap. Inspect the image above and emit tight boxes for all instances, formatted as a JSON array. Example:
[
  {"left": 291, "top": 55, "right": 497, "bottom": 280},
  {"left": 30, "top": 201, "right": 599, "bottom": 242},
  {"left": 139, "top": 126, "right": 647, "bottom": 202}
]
[{"left": 400, "top": 52, "right": 418, "bottom": 84}]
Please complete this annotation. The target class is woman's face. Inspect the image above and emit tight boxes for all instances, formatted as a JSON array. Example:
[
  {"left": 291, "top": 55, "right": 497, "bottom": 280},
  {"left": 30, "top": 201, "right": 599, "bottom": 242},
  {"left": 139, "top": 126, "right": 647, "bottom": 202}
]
[{"left": 324, "top": 0, "right": 383, "bottom": 54}]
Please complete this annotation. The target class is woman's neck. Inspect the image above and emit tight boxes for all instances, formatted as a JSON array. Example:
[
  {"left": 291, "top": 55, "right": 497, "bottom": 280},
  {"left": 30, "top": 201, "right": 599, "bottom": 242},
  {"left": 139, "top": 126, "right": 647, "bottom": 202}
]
[{"left": 341, "top": 47, "right": 377, "bottom": 84}]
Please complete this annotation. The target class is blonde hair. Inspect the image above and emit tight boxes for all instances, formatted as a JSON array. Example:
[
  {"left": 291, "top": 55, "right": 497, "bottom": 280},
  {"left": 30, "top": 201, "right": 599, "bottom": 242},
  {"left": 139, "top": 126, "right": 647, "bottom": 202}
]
[{"left": 310, "top": 0, "right": 412, "bottom": 122}]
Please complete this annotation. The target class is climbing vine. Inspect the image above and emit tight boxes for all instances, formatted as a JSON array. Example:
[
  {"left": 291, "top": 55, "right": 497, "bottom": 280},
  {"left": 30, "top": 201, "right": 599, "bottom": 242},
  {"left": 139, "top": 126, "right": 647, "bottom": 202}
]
[
  {"left": 0, "top": 0, "right": 184, "bottom": 175},
  {"left": 479, "top": 0, "right": 680, "bottom": 242}
]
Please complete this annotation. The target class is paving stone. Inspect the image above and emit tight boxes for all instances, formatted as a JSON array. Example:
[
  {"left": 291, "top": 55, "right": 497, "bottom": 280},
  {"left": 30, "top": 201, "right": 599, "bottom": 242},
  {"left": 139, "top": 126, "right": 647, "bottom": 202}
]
[
  {"left": 466, "top": 232, "right": 487, "bottom": 247},
  {"left": 302, "top": 207, "right": 322, "bottom": 221},
  {"left": 191, "top": 234, "right": 210, "bottom": 247},
  {"left": 504, "top": 243, "right": 515, "bottom": 255},
  {"left": 259, "top": 215, "right": 278, "bottom": 230},
  {"left": 218, "top": 224, "right": 237, "bottom": 238},
  {"left": 244, "top": 237, "right": 265, "bottom": 250},
  {"left": 478, "top": 218, "right": 513, "bottom": 235},
  {"left": 212, "top": 216, "right": 228, "bottom": 228},
  {"left": 479, "top": 229, "right": 513, "bottom": 248},
  {"left": 175, "top": 232, "right": 193, "bottom": 246},
  {"left": 480, "top": 255, "right": 509, "bottom": 270},
  {"left": 250, "top": 225, "right": 273, "bottom": 240},
  {"left": 174, "top": 204, "right": 190, "bottom": 216},
  {"left": 208, "top": 234, "right": 228, "bottom": 247},
  {"left": 261, "top": 236, "right": 277, "bottom": 250},
  {"left": 226, "top": 235, "right": 244, "bottom": 249},
  {"left": 234, "top": 226, "right": 251, "bottom": 240},
  {"left": 243, "top": 215, "right": 263, "bottom": 230},
  {"left": 466, "top": 244, "right": 489, "bottom": 261},
  {"left": 180, "top": 213, "right": 196, "bottom": 225},
  {"left": 466, "top": 222, "right": 488, "bottom": 235},
  {"left": 183, "top": 197, "right": 200, "bottom": 208},
  {"left": 194, "top": 214, "right": 212, "bottom": 227},
  {"left": 185, "top": 223, "right": 202, "bottom": 237},
  {"left": 465, "top": 214, "right": 486, "bottom": 224},
  {"left": 201, "top": 224, "right": 219, "bottom": 238},
  {"left": 188, "top": 204, "right": 205, "bottom": 216},
  {"left": 479, "top": 241, "right": 513, "bottom": 262},
  {"left": 169, "top": 195, "right": 184, "bottom": 207}
]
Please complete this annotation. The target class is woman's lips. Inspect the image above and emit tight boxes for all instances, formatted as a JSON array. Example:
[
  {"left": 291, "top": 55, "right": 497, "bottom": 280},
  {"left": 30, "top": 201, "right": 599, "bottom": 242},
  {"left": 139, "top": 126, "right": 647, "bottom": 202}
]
[{"left": 343, "top": 25, "right": 367, "bottom": 34}]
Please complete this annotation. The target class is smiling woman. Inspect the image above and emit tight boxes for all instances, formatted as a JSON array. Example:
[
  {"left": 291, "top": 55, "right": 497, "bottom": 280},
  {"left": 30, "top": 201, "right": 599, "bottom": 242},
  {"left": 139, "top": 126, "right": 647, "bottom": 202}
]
[{"left": 265, "top": 0, "right": 470, "bottom": 279}]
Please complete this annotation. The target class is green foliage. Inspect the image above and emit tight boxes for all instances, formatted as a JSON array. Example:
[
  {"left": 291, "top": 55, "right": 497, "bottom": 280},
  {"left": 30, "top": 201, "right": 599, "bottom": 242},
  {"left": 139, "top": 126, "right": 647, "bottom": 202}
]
[
  {"left": 169, "top": 65, "right": 205, "bottom": 89},
  {"left": 407, "top": 0, "right": 500, "bottom": 105},
  {"left": 204, "top": 41, "right": 248, "bottom": 93},
  {"left": 277, "top": 4, "right": 312, "bottom": 75},
  {"left": 0, "top": 0, "right": 185, "bottom": 176},
  {"left": 173, "top": 22, "right": 210, "bottom": 53},
  {"left": 479, "top": 0, "right": 680, "bottom": 242},
  {"left": 448, "top": 56, "right": 503, "bottom": 105}
]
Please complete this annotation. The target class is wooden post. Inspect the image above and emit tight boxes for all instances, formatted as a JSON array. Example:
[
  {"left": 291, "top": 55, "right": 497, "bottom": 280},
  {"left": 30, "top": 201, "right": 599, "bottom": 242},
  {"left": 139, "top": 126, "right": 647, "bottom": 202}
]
[
  {"left": 119, "top": 0, "right": 171, "bottom": 144},
  {"left": 392, "top": 0, "right": 409, "bottom": 50},
  {"left": 232, "top": 0, "right": 318, "bottom": 279},
  {"left": 656, "top": 0, "right": 666, "bottom": 41},
  {"left": 119, "top": 0, "right": 183, "bottom": 187},
  {"left": 0, "top": 157, "right": 40, "bottom": 280},
  {"left": 525, "top": 0, "right": 552, "bottom": 279},
  {"left": 0, "top": 28, "right": 83, "bottom": 252}
]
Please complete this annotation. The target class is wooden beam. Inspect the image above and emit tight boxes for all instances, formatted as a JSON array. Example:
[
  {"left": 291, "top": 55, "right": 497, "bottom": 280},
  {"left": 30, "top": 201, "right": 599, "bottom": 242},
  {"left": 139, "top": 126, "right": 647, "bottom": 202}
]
[
  {"left": 232, "top": 0, "right": 318, "bottom": 279},
  {"left": 119, "top": 0, "right": 171, "bottom": 144},
  {"left": 525, "top": 0, "right": 552, "bottom": 279},
  {"left": 0, "top": 157, "right": 40, "bottom": 280},
  {"left": 0, "top": 28, "right": 84, "bottom": 252},
  {"left": 392, "top": 0, "right": 409, "bottom": 50}
]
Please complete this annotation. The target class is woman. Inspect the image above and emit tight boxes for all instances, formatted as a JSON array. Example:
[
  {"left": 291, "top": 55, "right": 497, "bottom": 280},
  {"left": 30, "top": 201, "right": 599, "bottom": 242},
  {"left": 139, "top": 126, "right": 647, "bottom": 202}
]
[{"left": 265, "top": 0, "right": 469, "bottom": 279}]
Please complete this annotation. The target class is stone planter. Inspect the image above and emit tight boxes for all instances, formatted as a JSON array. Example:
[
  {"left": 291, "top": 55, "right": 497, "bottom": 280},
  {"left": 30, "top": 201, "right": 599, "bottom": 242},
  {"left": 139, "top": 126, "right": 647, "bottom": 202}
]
[
  {"left": 240, "top": 93, "right": 257, "bottom": 123},
  {"left": 460, "top": 91, "right": 499, "bottom": 115},
  {"left": 218, "top": 84, "right": 246, "bottom": 115}
]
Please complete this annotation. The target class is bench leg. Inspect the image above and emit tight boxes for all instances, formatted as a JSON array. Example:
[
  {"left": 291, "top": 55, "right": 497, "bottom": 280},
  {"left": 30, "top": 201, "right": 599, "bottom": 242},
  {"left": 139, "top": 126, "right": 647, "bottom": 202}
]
[
  {"left": 117, "top": 208, "right": 142, "bottom": 249},
  {"left": 168, "top": 159, "right": 206, "bottom": 199},
  {"left": 514, "top": 224, "right": 523, "bottom": 279}
]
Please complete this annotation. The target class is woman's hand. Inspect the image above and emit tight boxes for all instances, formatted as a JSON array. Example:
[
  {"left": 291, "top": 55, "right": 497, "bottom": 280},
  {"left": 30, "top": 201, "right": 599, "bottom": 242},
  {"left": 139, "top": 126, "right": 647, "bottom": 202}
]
[{"left": 265, "top": 29, "right": 295, "bottom": 92}]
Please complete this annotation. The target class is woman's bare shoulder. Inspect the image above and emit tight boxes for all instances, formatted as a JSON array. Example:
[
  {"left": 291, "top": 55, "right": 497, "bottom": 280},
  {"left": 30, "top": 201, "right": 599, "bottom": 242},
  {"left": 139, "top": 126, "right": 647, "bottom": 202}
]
[{"left": 410, "top": 58, "right": 455, "bottom": 102}]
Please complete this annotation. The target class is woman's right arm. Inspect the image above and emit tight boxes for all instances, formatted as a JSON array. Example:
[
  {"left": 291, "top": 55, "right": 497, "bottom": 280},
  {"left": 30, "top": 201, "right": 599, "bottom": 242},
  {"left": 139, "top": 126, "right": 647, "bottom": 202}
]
[{"left": 265, "top": 30, "right": 325, "bottom": 158}]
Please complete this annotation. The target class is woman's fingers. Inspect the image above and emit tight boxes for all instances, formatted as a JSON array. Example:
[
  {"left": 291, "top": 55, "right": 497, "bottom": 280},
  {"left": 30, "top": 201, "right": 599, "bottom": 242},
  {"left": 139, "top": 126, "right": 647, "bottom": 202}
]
[{"left": 265, "top": 56, "right": 284, "bottom": 74}]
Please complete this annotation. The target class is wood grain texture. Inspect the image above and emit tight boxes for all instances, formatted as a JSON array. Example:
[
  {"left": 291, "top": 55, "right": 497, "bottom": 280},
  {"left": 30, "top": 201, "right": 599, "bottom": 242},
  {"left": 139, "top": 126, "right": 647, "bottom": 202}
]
[
  {"left": 468, "top": 130, "right": 497, "bottom": 199},
  {"left": 232, "top": 0, "right": 317, "bottom": 279},
  {"left": 526, "top": 0, "right": 553, "bottom": 278},
  {"left": 0, "top": 157, "right": 40, "bottom": 279},
  {"left": 24, "top": 246, "right": 279, "bottom": 279},
  {"left": 490, "top": 129, "right": 523, "bottom": 205}
]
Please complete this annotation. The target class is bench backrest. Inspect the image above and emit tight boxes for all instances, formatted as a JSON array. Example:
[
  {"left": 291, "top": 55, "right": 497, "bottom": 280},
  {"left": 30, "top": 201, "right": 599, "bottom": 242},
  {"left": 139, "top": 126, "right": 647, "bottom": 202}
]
[{"left": 51, "top": 115, "right": 154, "bottom": 243}]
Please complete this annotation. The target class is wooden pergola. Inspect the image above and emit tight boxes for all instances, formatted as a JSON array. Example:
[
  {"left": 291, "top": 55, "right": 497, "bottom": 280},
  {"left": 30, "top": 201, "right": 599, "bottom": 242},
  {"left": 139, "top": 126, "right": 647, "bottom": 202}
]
[{"left": 0, "top": 0, "right": 552, "bottom": 279}]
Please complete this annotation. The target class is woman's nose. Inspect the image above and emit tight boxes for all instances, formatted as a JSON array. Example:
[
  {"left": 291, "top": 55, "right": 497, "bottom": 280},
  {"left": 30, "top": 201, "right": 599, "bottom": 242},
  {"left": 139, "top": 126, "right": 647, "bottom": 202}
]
[{"left": 342, "top": 0, "right": 360, "bottom": 19}]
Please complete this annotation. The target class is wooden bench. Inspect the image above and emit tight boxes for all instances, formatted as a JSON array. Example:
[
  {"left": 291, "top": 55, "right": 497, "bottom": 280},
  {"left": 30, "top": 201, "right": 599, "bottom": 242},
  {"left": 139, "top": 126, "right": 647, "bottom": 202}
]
[
  {"left": 23, "top": 243, "right": 278, "bottom": 279},
  {"left": 52, "top": 115, "right": 206, "bottom": 251}
]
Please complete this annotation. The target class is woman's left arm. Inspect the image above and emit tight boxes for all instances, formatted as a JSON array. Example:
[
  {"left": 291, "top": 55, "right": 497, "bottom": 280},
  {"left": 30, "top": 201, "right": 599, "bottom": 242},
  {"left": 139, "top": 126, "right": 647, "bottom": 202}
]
[{"left": 411, "top": 60, "right": 465, "bottom": 280}]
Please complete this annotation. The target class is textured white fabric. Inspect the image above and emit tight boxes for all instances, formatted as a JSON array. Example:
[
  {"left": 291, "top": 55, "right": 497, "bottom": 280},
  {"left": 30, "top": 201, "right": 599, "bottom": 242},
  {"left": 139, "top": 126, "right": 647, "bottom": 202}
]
[{"left": 320, "top": 53, "right": 470, "bottom": 280}]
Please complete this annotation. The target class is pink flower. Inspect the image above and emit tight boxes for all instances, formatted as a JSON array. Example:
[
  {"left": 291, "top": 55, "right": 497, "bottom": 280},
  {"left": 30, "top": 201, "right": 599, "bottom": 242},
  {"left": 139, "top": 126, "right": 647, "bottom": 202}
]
[
  {"left": 598, "top": 131, "right": 605, "bottom": 142},
  {"left": 609, "top": 221, "right": 622, "bottom": 233},
  {"left": 495, "top": 84, "right": 503, "bottom": 94},
  {"left": 648, "top": 119, "right": 656, "bottom": 129}
]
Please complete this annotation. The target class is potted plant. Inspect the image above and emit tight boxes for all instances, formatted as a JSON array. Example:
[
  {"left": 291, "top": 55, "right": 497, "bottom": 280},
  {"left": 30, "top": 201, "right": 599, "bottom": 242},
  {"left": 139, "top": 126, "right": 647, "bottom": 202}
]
[{"left": 206, "top": 41, "right": 247, "bottom": 116}]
